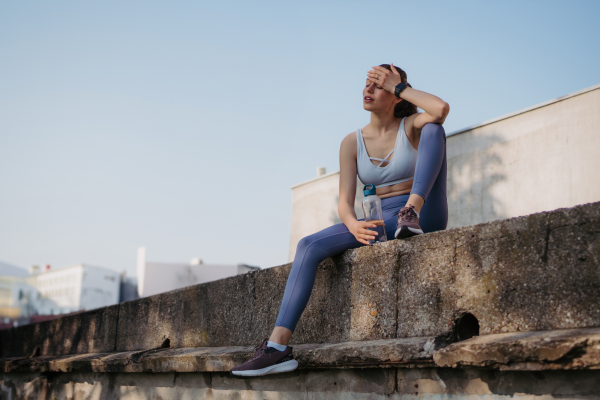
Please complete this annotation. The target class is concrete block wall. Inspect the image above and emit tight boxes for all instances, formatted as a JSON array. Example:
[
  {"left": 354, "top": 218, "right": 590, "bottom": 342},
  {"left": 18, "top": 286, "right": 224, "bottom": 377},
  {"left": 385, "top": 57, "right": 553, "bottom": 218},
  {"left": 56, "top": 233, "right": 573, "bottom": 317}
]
[{"left": 1, "top": 201, "right": 599, "bottom": 359}]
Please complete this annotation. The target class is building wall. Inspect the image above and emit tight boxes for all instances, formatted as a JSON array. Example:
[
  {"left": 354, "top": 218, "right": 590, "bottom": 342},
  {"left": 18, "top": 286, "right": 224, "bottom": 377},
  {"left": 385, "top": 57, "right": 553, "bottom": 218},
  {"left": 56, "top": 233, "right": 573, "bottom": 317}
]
[
  {"left": 136, "top": 247, "right": 259, "bottom": 298},
  {"left": 79, "top": 266, "right": 120, "bottom": 311},
  {"left": 446, "top": 84, "right": 600, "bottom": 228},
  {"left": 0, "top": 277, "right": 37, "bottom": 318},
  {"left": 34, "top": 266, "right": 82, "bottom": 313},
  {"left": 287, "top": 84, "right": 600, "bottom": 259},
  {"left": 32, "top": 264, "right": 120, "bottom": 315}
]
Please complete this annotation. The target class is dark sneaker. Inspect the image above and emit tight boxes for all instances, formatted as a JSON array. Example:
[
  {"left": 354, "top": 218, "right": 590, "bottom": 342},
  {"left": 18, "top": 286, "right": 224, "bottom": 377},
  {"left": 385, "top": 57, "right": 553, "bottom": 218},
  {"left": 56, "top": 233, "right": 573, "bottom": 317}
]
[
  {"left": 394, "top": 205, "right": 423, "bottom": 239},
  {"left": 230, "top": 338, "right": 298, "bottom": 377}
]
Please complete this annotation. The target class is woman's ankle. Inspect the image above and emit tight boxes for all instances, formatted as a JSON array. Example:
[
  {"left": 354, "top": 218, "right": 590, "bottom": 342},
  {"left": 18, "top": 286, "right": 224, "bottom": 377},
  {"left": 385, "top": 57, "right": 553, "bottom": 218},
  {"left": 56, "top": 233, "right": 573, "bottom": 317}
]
[{"left": 269, "top": 326, "right": 293, "bottom": 346}]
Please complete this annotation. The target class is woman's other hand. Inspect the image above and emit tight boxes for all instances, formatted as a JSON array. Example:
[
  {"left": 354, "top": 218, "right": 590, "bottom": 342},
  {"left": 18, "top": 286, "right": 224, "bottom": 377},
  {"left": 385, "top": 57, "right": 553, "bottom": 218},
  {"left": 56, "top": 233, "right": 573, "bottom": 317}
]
[
  {"left": 367, "top": 63, "right": 402, "bottom": 94},
  {"left": 349, "top": 220, "right": 379, "bottom": 245}
]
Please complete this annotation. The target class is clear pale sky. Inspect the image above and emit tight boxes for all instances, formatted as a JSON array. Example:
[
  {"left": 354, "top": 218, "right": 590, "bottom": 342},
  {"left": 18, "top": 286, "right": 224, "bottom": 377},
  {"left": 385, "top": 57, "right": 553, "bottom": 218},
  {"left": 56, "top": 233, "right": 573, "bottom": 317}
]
[{"left": 1, "top": 1, "right": 599, "bottom": 276}]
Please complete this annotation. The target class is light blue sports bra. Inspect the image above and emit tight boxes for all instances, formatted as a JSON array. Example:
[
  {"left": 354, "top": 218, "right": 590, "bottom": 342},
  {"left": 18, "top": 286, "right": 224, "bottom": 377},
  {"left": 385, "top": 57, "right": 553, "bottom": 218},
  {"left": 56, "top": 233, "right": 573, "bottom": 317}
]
[{"left": 356, "top": 117, "right": 418, "bottom": 189}]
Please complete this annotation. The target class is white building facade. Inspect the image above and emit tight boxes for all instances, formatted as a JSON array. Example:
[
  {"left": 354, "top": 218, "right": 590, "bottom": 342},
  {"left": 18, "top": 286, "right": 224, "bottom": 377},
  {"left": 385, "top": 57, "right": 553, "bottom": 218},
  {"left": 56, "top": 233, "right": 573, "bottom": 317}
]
[
  {"left": 32, "top": 264, "right": 121, "bottom": 315},
  {"left": 136, "top": 247, "right": 259, "bottom": 298}
]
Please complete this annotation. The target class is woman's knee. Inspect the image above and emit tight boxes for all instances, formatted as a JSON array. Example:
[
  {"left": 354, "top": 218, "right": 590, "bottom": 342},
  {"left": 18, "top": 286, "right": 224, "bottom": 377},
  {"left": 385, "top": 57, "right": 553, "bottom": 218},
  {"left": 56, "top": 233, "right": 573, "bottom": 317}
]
[
  {"left": 295, "top": 233, "right": 331, "bottom": 259},
  {"left": 421, "top": 123, "right": 446, "bottom": 142},
  {"left": 296, "top": 235, "right": 315, "bottom": 255}
]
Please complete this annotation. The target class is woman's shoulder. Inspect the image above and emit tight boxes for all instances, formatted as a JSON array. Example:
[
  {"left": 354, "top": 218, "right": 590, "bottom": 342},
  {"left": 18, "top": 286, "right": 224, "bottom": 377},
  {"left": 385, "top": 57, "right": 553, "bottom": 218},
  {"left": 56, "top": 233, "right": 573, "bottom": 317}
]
[
  {"left": 340, "top": 131, "right": 358, "bottom": 157},
  {"left": 343, "top": 130, "right": 357, "bottom": 141}
]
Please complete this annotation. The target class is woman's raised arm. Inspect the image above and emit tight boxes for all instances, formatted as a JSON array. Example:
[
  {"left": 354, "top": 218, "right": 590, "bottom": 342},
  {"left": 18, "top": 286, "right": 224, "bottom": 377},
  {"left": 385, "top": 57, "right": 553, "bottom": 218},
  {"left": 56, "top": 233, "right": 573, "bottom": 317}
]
[{"left": 368, "top": 64, "right": 450, "bottom": 129}]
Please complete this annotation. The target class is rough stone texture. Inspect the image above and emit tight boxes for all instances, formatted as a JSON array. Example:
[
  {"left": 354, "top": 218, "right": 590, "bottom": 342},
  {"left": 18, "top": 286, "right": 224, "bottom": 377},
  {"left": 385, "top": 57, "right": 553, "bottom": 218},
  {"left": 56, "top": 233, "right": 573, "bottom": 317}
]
[
  {"left": 2, "top": 368, "right": 600, "bottom": 399},
  {"left": 291, "top": 257, "right": 353, "bottom": 345},
  {"left": 117, "top": 257, "right": 353, "bottom": 351},
  {"left": 115, "top": 270, "right": 256, "bottom": 351},
  {"left": 0, "top": 337, "right": 439, "bottom": 374},
  {"left": 2, "top": 201, "right": 600, "bottom": 359},
  {"left": 348, "top": 243, "right": 401, "bottom": 341},
  {"left": 0, "top": 304, "right": 119, "bottom": 358},
  {"left": 5, "top": 327, "right": 600, "bottom": 375},
  {"left": 434, "top": 327, "right": 600, "bottom": 371},
  {"left": 394, "top": 201, "right": 600, "bottom": 339}
]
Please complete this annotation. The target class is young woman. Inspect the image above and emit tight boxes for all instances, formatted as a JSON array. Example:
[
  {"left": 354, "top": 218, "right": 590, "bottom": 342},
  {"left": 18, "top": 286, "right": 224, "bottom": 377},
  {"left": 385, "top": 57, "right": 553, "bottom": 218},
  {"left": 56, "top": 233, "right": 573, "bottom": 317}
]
[{"left": 231, "top": 63, "right": 449, "bottom": 377}]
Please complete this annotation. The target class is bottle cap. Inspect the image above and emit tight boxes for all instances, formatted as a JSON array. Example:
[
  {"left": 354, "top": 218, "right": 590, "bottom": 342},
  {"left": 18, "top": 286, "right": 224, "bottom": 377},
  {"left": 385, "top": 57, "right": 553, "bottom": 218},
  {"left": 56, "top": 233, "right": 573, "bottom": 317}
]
[{"left": 363, "top": 184, "right": 377, "bottom": 196}]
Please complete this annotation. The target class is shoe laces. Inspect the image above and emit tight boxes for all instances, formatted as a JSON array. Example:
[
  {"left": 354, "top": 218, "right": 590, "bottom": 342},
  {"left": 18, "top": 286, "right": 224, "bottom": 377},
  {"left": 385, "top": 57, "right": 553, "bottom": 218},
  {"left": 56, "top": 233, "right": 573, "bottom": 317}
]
[
  {"left": 248, "top": 338, "right": 269, "bottom": 361},
  {"left": 398, "top": 205, "right": 417, "bottom": 222}
]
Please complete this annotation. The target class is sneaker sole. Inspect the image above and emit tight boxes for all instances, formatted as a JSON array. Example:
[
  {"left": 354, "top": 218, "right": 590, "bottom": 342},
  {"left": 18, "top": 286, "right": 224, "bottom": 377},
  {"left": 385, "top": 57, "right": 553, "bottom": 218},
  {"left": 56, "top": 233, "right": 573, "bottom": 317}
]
[
  {"left": 394, "top": 225, "right": 423, "bottom": 239},
  {"left": 230, "top": 359, "right": 299, "bottom": 377}
]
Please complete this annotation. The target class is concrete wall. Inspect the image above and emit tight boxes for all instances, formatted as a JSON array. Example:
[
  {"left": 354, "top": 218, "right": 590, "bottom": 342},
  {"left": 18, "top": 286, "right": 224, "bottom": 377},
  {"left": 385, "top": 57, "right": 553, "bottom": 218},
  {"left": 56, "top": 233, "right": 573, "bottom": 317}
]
[
  {"left": 288, "top": 84, "right": 600, "bottom": 258},
  {"left": 2, "top": 201, "right": 600, "bottom": 398},
  {"left": 3, "top": 201, "right": 600, "bottom": 357},
  {"left": 3, "top": 369, "right": 600, "bottom": 399}
]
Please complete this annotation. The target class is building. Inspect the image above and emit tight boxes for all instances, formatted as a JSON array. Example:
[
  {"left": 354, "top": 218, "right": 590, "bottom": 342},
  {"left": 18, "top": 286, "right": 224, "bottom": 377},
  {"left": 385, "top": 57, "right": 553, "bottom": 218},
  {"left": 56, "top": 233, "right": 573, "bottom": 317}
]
[
  {"left": 0, "top": 261, "right": 37, "bottom": 320},
  {"left": 136, "top": 247, "right": 260, "bottom": 298},
  {"left": 31, "top": 264, "right": 121, "bottom": 315},
  {"left": 0, "top": 262, "right": 122, "bottom": 322},
  {"left": 288, "top": 83, "right": 600, "bottom": 260}
]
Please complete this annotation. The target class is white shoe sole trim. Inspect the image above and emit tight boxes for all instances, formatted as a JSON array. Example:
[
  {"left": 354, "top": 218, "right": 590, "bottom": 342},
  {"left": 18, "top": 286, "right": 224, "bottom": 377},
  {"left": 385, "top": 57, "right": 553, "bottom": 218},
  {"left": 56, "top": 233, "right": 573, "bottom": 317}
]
[
  {"left": 394, "top": 226, "right": 423, "bottom": 237},
  {"left": 231, "top": 359, "right": 298, "bottom": 377}
]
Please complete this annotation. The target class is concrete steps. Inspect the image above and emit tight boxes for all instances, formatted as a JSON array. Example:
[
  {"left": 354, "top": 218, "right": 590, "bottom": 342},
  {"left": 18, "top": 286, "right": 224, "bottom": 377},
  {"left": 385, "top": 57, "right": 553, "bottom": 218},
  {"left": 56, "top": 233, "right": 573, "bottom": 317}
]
[{"left": 2, "top": 327, "right": 599, "bottom": 374}]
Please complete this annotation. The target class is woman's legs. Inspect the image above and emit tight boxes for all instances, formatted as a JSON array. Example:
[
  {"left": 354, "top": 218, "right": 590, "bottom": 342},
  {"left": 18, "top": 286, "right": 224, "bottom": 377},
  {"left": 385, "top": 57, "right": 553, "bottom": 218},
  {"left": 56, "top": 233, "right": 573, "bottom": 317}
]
[
  {"left": 272, "top": 124, "right": 448, "bottom": 343},
  {"left": 272, "top": 194, "right": 410, "bottom": 344}
]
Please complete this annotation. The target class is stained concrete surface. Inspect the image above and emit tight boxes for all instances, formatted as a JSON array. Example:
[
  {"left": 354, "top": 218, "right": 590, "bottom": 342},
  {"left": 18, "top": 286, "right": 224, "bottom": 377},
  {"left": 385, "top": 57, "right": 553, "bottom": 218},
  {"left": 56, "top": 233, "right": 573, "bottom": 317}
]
[
  {"left": 2, "top": 202, "right": 600, "bottom": 398},
  {"left": 2, "top": 201, "right": 600, "bottom": 359},
  {"left": 2, "top": 368, "right": 600, "bottom": 399},
  {"left": 434, "top": 327, "right": 600, "bottom": 370}
]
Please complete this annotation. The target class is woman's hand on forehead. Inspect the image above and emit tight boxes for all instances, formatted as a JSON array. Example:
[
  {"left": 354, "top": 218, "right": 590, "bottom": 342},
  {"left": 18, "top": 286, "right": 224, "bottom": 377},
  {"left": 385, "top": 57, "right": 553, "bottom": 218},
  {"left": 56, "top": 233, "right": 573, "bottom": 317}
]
[{"left": 367, "top": 64, "right": 402, "bottom": 94}]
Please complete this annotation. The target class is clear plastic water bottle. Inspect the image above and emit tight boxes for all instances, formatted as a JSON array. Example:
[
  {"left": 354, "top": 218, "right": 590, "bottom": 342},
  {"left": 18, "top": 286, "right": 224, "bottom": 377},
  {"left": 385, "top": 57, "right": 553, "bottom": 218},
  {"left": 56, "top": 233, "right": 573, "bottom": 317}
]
[{"left": 361, "top": 184, "right": 387, "bottom": 245}]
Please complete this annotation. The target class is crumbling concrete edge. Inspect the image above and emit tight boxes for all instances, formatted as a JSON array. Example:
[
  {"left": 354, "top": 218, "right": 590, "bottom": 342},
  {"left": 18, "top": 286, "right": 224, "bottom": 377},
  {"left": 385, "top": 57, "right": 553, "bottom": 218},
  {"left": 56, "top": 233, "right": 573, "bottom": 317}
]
[
  {"left": 434, "top": 326, "right": 600, "bottom": 371},
  {"left": 2, "top": 327, "right": 600, "bottom": 374}
]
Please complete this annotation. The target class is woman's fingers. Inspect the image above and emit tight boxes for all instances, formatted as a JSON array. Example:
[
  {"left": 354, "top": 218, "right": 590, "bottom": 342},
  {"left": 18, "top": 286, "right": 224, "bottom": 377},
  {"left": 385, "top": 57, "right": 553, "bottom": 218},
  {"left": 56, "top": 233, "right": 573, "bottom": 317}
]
[
  {"left": 367, "top": 71, "right": 379, "bottom": 78},
  {"left": 367, "top": 69, "right": 387, "bottom": 78},
  {"left": 371, "top": 66, "right": 389, "bottom": 74},
  {"left": 359, "top": 230, "right": 376, "bottom": 239}
]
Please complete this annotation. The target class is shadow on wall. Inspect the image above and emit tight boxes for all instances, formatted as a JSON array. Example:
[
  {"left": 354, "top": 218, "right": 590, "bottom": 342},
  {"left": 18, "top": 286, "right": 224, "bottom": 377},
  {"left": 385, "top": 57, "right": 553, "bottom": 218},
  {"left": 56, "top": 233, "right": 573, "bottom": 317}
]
[{"left": 447, "top": 131, "right": 507, "bottom": 229}]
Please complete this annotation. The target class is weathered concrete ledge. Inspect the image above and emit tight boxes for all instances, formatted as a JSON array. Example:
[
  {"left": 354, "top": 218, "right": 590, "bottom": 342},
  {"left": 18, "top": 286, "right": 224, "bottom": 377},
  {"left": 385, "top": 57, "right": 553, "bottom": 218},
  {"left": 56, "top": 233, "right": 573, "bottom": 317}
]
[
  {"left": 2, "top": 327, "right": 600, "bottom": 375},
  {"left": 0, "top": 336, "right": 437, "bottom": 374},
  {"left": 434, "top": 327, "right": 600, "bottom": 371},
  {"left": 1, "top": 201, "right": 599, "bottom": 360}
]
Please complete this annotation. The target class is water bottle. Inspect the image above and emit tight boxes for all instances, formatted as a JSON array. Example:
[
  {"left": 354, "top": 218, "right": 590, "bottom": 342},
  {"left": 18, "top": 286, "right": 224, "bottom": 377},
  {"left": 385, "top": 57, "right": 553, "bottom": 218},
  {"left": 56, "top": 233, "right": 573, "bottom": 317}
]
[{"left": 361, "top": 184, "right": 387, "bottom": 245}]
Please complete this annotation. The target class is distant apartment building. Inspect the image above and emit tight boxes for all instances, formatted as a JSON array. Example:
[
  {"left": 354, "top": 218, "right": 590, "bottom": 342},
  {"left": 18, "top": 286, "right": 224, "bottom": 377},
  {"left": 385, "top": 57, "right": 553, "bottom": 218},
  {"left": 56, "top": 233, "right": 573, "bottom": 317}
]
[
  {"left": 0, "top": 262, "right": 121, "bottom": 320},
  {"left": 32, "top": 264, "right": 121, "bottom": 315},
  {"left": 136, "top": 247, "right": 260, "bottom": 298}
]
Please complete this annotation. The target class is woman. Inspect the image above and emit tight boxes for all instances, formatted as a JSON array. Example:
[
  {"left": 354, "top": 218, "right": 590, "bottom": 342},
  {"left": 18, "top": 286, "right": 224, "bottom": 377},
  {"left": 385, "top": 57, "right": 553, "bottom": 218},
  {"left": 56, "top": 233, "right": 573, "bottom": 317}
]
[{"left": 231, "top": 63, "right": 449, "bottom": 377}]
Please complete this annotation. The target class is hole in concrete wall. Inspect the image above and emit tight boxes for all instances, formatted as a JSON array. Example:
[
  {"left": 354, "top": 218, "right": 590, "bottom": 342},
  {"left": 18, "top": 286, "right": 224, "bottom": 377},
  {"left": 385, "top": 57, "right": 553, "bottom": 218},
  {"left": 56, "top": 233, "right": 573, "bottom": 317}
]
[
  {"left": 29, "top": 347, "right": 40, "bottom": 358},
  {"left": 161, "top": 338, "right": 171, "bottom": 349},
  {"left": 456, "top": 313, "right": 479, "bottom": 341}
]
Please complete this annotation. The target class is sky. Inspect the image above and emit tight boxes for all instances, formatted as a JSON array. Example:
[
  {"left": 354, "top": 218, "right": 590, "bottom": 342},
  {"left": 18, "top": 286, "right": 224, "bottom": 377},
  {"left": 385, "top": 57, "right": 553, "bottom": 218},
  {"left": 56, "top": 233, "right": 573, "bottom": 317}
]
[{"left": 1, "top": 0, "right": 599, "bottom": 277}]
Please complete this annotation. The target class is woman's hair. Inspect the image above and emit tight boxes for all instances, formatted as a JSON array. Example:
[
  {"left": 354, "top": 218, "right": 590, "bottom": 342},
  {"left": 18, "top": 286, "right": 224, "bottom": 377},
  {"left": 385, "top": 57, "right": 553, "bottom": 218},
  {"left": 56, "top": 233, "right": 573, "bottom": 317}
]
[{"left": 378, "top": 64, "right": 418, "bottom": 119}]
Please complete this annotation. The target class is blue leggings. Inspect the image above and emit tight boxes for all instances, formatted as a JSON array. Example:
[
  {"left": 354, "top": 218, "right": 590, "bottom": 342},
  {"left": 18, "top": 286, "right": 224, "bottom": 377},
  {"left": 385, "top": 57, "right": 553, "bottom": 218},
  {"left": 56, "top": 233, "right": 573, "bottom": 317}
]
[{"left": 275, "top": 123, "right": 448, "bottom": 332}]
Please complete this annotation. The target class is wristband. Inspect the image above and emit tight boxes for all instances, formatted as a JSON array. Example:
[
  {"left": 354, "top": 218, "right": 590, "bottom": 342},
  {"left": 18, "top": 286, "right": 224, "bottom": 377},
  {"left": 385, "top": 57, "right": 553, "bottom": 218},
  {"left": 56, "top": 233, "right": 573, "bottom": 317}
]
[{"left": 394, "top": 83, "right": 407, "bottom": 98}]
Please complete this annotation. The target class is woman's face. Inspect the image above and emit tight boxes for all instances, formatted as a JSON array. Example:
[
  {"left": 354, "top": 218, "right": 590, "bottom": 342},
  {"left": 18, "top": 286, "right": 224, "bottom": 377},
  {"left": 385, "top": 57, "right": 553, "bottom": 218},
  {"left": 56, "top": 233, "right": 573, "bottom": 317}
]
[{"left": 363, "top": 78, "right": 399, "bottom": 113}]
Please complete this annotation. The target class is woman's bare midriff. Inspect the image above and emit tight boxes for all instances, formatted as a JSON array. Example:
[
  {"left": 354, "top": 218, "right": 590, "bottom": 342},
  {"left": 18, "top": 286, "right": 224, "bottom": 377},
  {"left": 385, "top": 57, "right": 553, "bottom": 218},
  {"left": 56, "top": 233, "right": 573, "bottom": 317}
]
[{"left": 376, "top": 179, "right": 413, "bottom": 199}]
